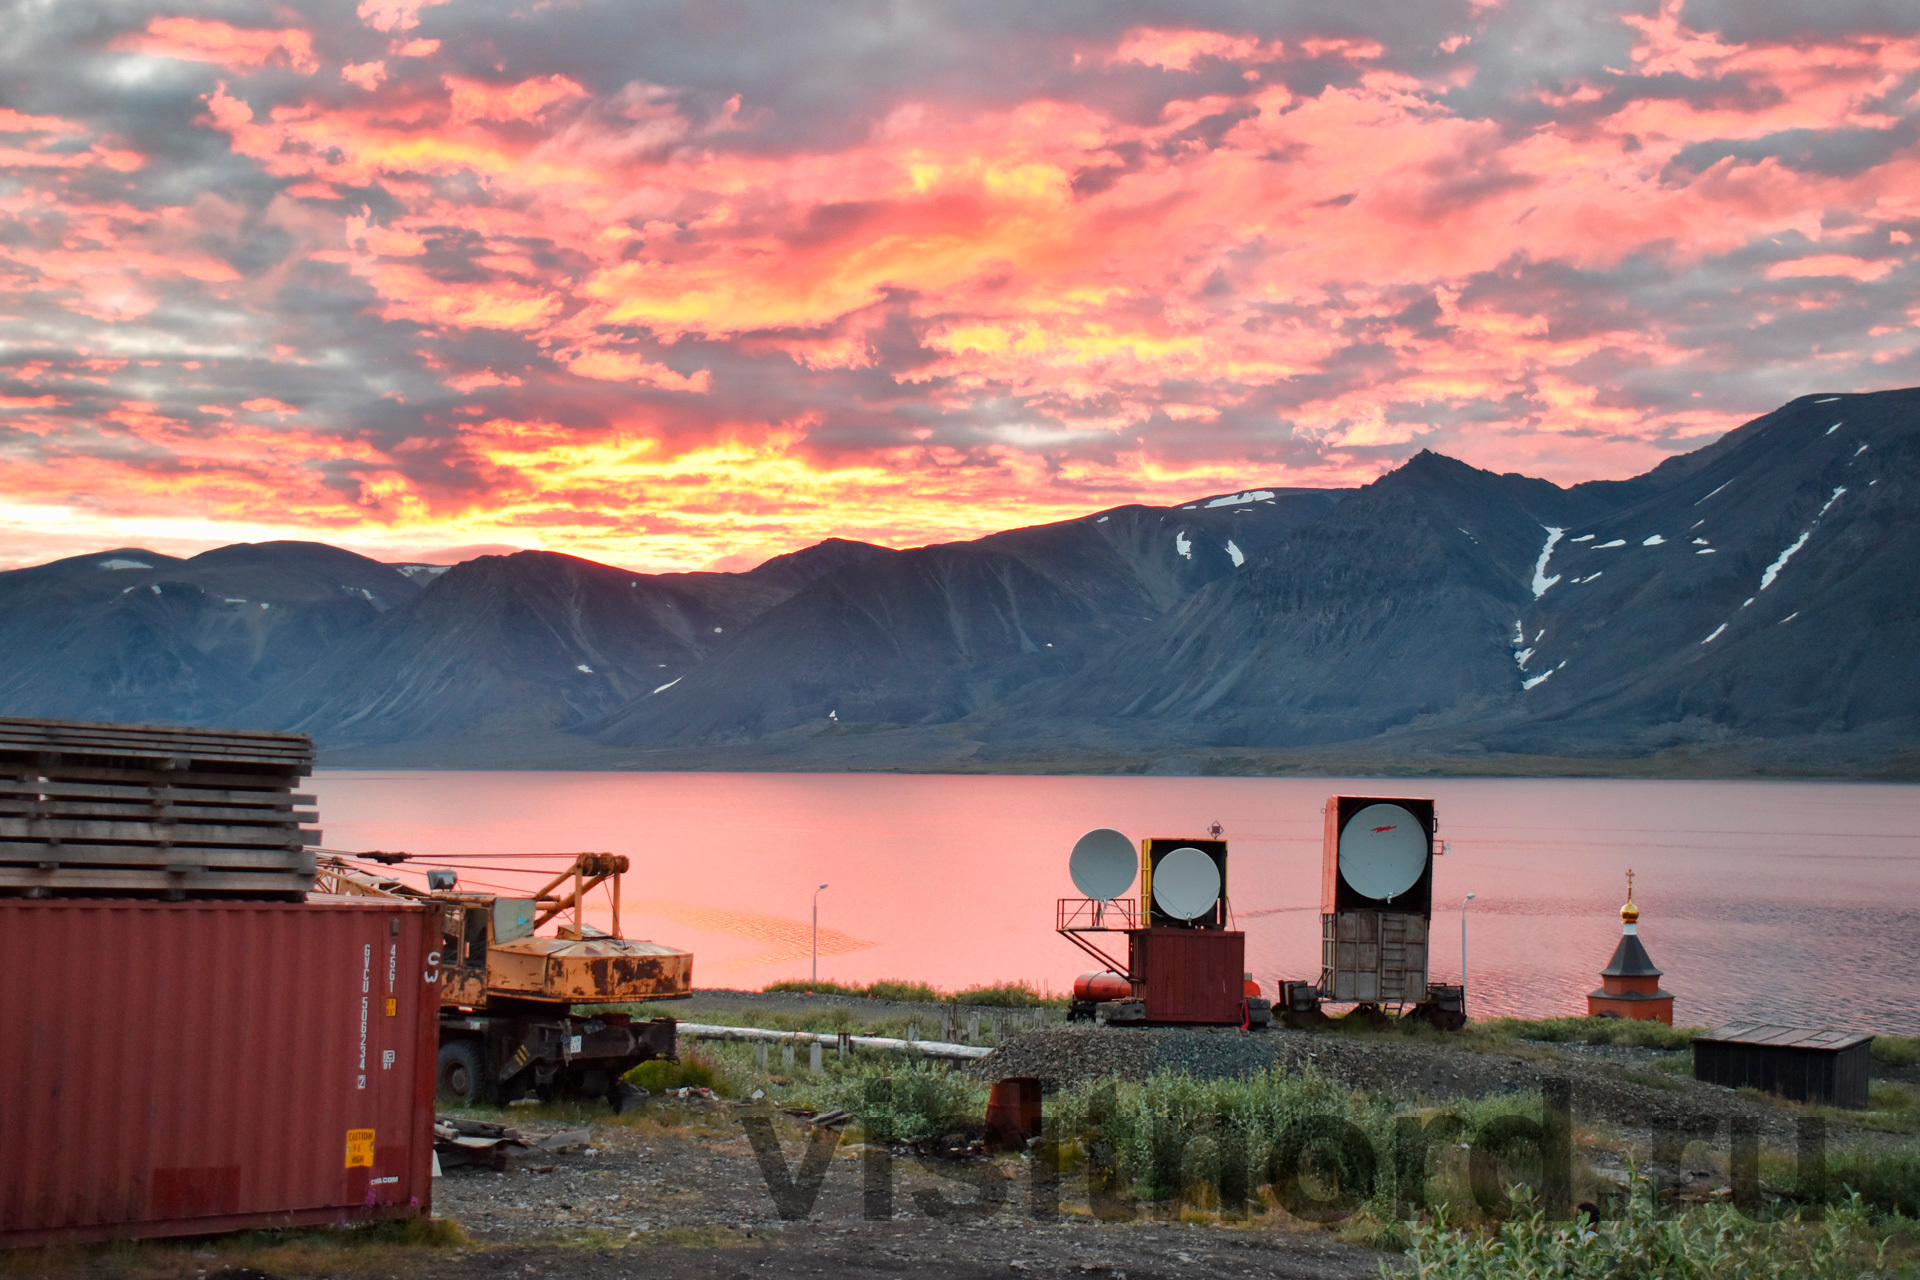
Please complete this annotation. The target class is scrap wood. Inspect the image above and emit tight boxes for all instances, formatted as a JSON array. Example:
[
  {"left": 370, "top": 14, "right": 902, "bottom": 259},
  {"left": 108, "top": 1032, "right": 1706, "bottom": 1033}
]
[
  {"left": 433, "top": 1114, "right": 540, "bottom": 1170},
  {"left": 535, "top": 1127, "right": 593, "bottom": 1152},
  {"left": 778, "top": 1106, "right": 854, "bottom": 1130},
  {"left": 438, "top": 1116, "right": 526, "bottom": 1140}
]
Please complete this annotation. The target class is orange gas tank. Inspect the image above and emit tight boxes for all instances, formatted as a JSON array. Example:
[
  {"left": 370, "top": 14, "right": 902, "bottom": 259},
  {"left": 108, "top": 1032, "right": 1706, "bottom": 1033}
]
[{"left": 1073, "top": 971, "right": 1133, "bottom": 1002}]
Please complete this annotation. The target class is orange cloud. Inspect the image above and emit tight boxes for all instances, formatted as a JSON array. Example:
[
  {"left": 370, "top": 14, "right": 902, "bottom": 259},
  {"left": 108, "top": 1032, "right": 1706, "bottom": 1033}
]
[
  {"left": 5, "top": 3, "right": 1917, "bottom": 572},
  {"left": 446, "top": 75, "right": 589, "bottom": 125},
  {"left": 564, "top": 350, "right": 713, "bottom": 391}
]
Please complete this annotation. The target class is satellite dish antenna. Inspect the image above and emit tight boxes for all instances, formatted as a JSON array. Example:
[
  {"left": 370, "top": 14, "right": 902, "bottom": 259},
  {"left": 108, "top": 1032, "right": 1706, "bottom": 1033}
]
[
  {"left": 1070, "top": 828, "right": 1137, "bottom": 901},
  {"left": 1338, "top": 803, "right": 1428, "bottom": 901},
  {"left": 1151, "top": 846, "right": 1221, "bottom": 920}
]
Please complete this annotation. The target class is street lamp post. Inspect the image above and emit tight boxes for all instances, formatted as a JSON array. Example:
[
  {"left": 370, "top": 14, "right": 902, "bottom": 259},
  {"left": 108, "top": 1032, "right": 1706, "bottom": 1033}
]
[
  {"left": 1461, "top": 892, "right": 1477, "bottom": 1017},
  {"left": 817, "top": 886, "right": 833, "bottom": 990}
]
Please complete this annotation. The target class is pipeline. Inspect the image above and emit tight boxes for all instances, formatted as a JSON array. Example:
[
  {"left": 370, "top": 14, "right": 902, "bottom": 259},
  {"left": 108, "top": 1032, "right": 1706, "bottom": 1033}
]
[{"left": 674, "top": 1022, "right": 991, "bottom": 1061}]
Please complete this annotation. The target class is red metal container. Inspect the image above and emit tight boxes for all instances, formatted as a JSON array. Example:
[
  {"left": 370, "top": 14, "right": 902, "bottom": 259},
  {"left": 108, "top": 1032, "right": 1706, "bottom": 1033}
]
[
  {"left": 1, "top": 898, "right": 442, "bottom": 1246},
  {"left": 1130, "top": 929, "right": 1245, "bottom": 1024},
  {"left": 983, "top": 1076, "right": 1043, "bottom": 1153}
]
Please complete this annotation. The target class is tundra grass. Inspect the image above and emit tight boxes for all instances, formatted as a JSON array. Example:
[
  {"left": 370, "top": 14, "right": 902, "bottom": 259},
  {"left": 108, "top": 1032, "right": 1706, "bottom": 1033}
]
[
  {"left": 1874, "top": 1036, "right": 1920, "bottom": 1070},
  {"left": 1399, "top": 1182, "right": 1915, "bottom": 1280}
]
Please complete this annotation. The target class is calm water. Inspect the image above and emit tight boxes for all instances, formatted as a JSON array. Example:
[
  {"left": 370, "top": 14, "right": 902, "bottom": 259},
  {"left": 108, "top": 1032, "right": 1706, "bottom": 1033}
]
[{"left": 310, "top": 773, "right": 1920, "bottom": 1035}]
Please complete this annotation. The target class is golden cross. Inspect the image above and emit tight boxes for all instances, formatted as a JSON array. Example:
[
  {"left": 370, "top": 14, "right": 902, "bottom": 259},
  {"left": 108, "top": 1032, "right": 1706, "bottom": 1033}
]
[{"left": 1626, "top": 868, "right": 1635, "bottom": 898}]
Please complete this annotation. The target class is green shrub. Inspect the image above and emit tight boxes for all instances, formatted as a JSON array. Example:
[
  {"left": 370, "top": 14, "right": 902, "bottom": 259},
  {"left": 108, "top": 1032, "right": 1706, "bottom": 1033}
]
[
  {"left": 1823, "top": 1145, "right": 1920, "bottom": 1219},
  {"left": 626, "top": 1055, "right": 720, "bottom": 1094},
  {"left": 760, "top": 978, "right": 1065, "bottom": 1007},
  {"left": 1037, "top": 1068, "right": 1551, "bottom": 1216},
  {"left": 1398, "top": 1180, "right": 1901, "bottom": 1279},
  {"left": 946, "top": 981, "right": 1065, "bottom": 1008},
  {"left": 1872, "top": 1036, "right": 1920, "bottom": 1069},
  {"left": 820, "top": 1062, "right": 987, "bottom": 1141},
  {"left": 764, "top": 980, "right": 866, "bottom": 997}
]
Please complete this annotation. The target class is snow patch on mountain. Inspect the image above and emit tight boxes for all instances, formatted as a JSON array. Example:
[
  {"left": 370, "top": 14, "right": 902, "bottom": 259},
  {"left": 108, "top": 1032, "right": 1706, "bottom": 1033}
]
[
  {"left": 394, "top": 564, "right": 451, "bottom": 582},
  {"left": 1759, "top": 532, "right": 1809, "bottom": 591},
  {"left": 1530, "top": 526, "right": 1565, "bottom": 598},
  {"left": 1522, "top": 661, "right": 1565, "bottom": 691},
  {"left": 1694, "top": 480, "right": 1731, "bottom": 505}
]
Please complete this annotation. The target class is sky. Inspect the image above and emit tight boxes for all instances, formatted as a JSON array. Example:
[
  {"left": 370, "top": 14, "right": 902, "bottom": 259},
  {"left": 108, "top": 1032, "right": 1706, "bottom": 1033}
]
[{"left": 2, "top": 0, "right": 1917, "bottom": 572}]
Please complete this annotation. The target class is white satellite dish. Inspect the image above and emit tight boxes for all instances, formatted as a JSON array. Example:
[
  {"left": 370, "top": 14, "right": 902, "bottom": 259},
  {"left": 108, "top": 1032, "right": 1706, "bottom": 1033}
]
[
  {"left": 1338, "top": 803, "right": 1429, "bottom": 901},
  {"left": 1070, "top": 828, "right": 1138, "bottom": 901},
  {"left": 1151, "top": 846, "right": 1221, "bottom": 920}
]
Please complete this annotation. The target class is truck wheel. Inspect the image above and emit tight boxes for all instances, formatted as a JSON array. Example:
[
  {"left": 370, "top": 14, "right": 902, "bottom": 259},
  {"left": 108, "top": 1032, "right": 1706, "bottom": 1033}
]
[{"left": 437, "top": 1040, "right": 489, "bottom": 1105}]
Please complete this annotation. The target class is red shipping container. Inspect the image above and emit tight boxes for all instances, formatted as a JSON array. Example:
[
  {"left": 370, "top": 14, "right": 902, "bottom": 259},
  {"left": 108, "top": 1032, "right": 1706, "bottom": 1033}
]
[
  {"left": 1130, "top": 929, "right": 1245, "bottom": 1024},
  {"left": 0, "top": 898, "right": 442, "bottom": 1246}
]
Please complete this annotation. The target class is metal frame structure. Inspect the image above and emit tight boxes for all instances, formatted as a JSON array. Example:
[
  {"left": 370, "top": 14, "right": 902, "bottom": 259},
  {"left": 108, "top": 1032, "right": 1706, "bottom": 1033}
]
[{"left": 1055, "top": 896, "right": 1135, "bottom": 976}]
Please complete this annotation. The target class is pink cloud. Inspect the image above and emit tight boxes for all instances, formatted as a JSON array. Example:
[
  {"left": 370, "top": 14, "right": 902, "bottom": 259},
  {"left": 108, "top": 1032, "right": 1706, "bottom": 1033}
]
[
  {"left": 113, "top": 17, "right": 319, "bottom": 74},
  {"left": 3, "top": 2, "right": 1917, "bottom": 570}
]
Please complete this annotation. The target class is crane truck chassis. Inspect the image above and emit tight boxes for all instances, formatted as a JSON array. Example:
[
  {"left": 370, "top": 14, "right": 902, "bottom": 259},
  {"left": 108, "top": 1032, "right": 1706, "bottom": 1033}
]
[
  {"left": 315, "top": 851, "right": 692, "bottom": 1108},
  {"left": 435, "top": 1006, "right": 678, "bottom": 1109}
]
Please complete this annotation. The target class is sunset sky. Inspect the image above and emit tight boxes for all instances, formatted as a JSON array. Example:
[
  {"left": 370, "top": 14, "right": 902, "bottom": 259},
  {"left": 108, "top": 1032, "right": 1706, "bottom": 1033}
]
[{"left": 3, "top": 0, "right": 1917, "bottom": 571}]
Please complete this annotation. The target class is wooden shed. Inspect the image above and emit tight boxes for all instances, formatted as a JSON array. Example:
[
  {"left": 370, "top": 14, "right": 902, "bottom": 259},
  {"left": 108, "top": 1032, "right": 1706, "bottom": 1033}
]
[
  {"left": 0, "top": 717, "right": 319, "bottom": 899},
  {"left": 1691, "top": 1023, "right": 1874, "bottom": 1109}
]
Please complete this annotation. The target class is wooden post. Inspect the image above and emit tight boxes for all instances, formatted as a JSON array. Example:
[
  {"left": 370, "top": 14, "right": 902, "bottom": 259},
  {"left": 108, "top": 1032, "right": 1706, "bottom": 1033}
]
[
  {"left": 611, "top": 869, "right": 621, "bottom": 939},
  {"left": 809, "top": 1043, "right": 823, "bottom": 1073},
  {"left": 782, "top": 1042, "right": 795, "bottom": 1070},
  {"left": 755, "top": 1042, "right": 768, "bottom": 1070}
]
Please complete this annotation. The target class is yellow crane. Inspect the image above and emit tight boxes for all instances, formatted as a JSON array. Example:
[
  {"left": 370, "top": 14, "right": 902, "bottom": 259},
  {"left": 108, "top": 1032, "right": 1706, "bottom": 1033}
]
[{"left": 314, "top": 851, "right": 691, "bottom": 1107}]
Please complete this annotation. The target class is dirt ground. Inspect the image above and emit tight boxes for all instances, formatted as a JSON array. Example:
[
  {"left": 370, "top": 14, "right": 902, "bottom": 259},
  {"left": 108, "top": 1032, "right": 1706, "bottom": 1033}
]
[
  {"left": 20, "top": 996, "right": 1913, "bottom": 1280},
  {"left": 412, "top": 1098, "right": 1385, "bottom": 1277},
  {"left": 17, "top": 1106, "right": 1390, "bottom": 1280}
]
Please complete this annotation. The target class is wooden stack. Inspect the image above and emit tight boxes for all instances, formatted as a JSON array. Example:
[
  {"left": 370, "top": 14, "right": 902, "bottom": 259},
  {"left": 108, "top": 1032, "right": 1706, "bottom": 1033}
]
[{"left": 0, "top": 717, "right": 320, "bottom": 899}]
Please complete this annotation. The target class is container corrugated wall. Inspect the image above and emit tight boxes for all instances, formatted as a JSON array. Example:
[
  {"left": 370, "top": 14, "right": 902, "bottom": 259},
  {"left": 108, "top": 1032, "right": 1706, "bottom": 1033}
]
[
  {"left": 1, "top": 899, "right": 441, "bottom": 1246},
  {"left": 1132, "top": 929, "right": 1244, "bottom": 1024}
]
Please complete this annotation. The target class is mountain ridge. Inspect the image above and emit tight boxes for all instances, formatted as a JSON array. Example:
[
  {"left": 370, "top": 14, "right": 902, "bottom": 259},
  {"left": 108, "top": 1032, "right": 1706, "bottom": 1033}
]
[{"left": 3, "top": 386, "right": 1915, "bottom": 776}]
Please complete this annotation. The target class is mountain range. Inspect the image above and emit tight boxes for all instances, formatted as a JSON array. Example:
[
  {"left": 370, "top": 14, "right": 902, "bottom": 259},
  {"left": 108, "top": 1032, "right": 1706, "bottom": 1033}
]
[{"left": 4, "top": 387, "right": 1915, "bottom": 776}]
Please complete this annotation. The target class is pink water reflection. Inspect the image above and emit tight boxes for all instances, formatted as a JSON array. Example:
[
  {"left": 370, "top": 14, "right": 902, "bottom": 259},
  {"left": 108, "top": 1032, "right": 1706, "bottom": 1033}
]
[{"left": 311, "top": 773, "right": 1920, "bottom": 1034}]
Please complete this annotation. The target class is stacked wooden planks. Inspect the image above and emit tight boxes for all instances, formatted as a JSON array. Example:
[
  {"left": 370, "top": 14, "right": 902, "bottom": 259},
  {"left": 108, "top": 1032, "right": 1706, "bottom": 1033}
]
[{"left": 0, "top": 717, "right": 320, "bottom": 899}]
